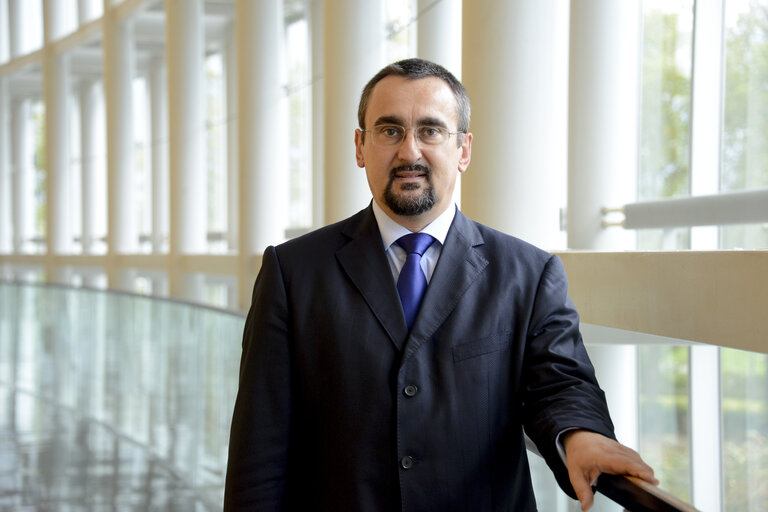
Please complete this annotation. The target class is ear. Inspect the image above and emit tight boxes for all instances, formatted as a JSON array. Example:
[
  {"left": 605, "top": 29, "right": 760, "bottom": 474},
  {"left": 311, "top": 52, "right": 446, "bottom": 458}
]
[
  {"left": 355, "top": 129, "right": 365, "bottom": 168},
  {"left": 458, "top": 132, "right": 472, "bottom": 173}
]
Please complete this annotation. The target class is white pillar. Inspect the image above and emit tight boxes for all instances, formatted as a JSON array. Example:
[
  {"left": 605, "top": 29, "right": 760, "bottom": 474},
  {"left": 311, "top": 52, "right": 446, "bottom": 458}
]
[
  {"left": 77, "top": 0, "right": 99, "bottom": 25},
  {"left": 417, "top": 0, "right": 462, "bottom": 206},
  {"left": 43, "top": 53, "right": 72, "bottom": 256},
  {"left": 462, "top": 0, "right": 569, "bottom": 249},
  {"left": 148, "top": 56, "right": 168, "bottom": 254},
  {"left": 80, "top": 80, "right": 97, "bottom": 253},
  {"left": 567, "top": 1, "right": 639, "bottom": 251},
  {"left": 323, "top": 0, "right": 384, "bottom": 223},
  {"left": 0, "top": 0, "right": 8, "bottom": 63},
  {"left": 0, "top": 77, "right": 10, "bottom": 252},
  {"left": 103, "top": 12, "right": 135, "bottom": 257},
  {"left": 224, "top": 27, "right": 238, "bottom": 252},
  {"left": 310, "top": 0, "right": 324, "bottom": 228},
  {"left": 417, "top": 0, "right": 461, "bottom": 77},
  {"left": 236, "top": 0, "right": 287, "bottom": 308},
  {"left": 8, "top": 0, "right": 23, "bottom": 58},
  {"left": 10, "top": 99, "right": 30, "bottom": 252},
  {"left": 166, "top": 0, "right": 206, "bottom": 300},
  {"left": 43, "top": 0, "right": 73, "bottom": 267}
]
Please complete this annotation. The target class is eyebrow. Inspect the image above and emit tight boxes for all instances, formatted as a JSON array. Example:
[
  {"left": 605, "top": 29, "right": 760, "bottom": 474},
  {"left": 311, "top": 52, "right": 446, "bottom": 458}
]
[{"left": 372, "top": 115, "right": 449, "bottom": 129}]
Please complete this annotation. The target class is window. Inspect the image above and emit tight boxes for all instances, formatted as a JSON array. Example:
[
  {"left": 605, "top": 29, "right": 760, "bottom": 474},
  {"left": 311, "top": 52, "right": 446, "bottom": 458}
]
[{"left": 721, "top": 0, "right": 768, "bottom": 250}]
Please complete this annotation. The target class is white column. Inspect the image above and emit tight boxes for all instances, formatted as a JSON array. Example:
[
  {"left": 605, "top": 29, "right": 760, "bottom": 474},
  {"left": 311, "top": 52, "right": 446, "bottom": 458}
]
[
  {"left": 0, "top": 0, "right": 8, "bottom": 62},
  {"left": 43, "top": 0, "right": 72, "bottom": 271},
  {"left": 224, "top": 27, "right": 238, "bottom": 251},
  {"left": 80, "top": 79, "right": 97, "bottom": 253},
  {"left": 417, "top": 0, "right": 462, "bottom": 206},
  {"left": 166, "top": 0, "right": 206, "bottom": 300},
  {"left": 8, "top": 0, "right": 23, "bottom": 58},
  {"left": 10, "top": 99, "right": 30, "bottom": 252},
  {"left": 148, "top": 56, "right": 168, "bottom": 254},
  {"left": 103, "top": 7, "right": 136, "bottom": 291},
  {"left": 567, "top": 1, "right": 639, "bottom": 251},
  {"left": 77, "top": 0, "right": 99, "bottom": 25},
  {"left": 417, "top": 0, "right": 461, "bottom": 77},
  {"left": 0, "top": 77, "right": 10, "bottom": 252},
  {"left": 236, "top": 0, "right": 287, "bottom": 308},
  {"left": 43, "top": 55, "right": 72, "bottom": 256},
  {"left": 462, "top": 0, "right": 569, "bottom": 249},
  {"left": 323, "top": 0, "right": 384, "bottom": 223},
  {"left": 310, "top": 0, "right": 324, "bottom": 228}
]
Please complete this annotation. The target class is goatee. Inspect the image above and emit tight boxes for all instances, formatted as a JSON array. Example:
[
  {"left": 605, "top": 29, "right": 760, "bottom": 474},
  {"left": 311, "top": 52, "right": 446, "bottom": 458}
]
[{"left": 383, "top": 164, "right": 436, "bottom": 216}]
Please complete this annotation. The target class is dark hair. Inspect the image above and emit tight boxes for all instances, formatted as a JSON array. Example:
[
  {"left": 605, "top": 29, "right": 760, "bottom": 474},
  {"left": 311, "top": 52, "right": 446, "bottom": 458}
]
[{"left": 357, "top": 58, "right": 471, "bottom": 136}]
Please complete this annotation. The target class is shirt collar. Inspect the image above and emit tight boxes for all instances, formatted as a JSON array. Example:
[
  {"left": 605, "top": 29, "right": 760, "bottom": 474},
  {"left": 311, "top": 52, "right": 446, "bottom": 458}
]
[{"left": 371, "top": 200, "right": 456, "bottom": 250}]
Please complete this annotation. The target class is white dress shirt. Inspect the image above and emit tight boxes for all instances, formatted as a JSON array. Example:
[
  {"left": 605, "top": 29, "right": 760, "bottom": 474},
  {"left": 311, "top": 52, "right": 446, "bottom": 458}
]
[{"left": 371, "top": 200, "right": 456, "bottom": 284}]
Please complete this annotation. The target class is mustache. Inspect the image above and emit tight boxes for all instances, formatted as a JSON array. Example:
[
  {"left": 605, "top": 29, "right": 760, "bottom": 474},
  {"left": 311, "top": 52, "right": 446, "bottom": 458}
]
[{"left": 389, "top": 164, "right": 431, "bottom": 177}]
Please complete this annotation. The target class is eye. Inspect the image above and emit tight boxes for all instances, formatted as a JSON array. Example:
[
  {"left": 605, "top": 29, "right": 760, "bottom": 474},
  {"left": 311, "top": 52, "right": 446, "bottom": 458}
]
[
  {"left": 419, "top": 126, "right": 442, "bottom": 139},
  {"left": 378, "top": 126, "right": 402, "bottom": 138}
]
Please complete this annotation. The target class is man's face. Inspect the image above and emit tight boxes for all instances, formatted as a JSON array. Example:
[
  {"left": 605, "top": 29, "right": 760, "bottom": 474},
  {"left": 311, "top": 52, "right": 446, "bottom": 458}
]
[{"left": 355, "top": 76, "right": 472, "bottom": 228}]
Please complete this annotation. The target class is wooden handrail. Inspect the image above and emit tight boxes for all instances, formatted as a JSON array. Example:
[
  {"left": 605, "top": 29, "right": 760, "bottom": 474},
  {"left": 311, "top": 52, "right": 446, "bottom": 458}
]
[{"left": 595, "top": 474, "right": 700, "bottom": 512}]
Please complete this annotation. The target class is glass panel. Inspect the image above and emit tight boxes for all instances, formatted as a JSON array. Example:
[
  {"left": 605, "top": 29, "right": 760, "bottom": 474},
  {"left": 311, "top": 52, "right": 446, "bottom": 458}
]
[
  {"left": 639, "top": 0, "right": 694, "bottom": 201},
  {"left": 721, "top": 0, "right": 768, "bottom": 251},
  {"left": 722, "top": 0, "right": 768, "bottom": 194},
  {"left": 0, "top": 282, "right": 243, "bottom": 508},
  {"left": 721, "top": 347, "right": 768, "bottom": 511},
  {"left": 638, "top": 345, "right": 691, "bottom": 501}
]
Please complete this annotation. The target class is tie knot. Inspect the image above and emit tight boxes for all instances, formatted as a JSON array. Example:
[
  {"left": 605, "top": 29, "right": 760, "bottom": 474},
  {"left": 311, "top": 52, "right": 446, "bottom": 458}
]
[{"left": 396, "top": 232, "right": 435, "bottom": 257}]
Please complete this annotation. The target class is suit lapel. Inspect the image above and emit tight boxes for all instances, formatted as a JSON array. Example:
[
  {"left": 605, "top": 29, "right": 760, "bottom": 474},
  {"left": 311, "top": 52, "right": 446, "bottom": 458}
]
[
  {"left": 404, "top": 210, "right": 488, "bottom": 361},
  {"left": 336, "top": 207, "right": 409, "bottom": 351}
]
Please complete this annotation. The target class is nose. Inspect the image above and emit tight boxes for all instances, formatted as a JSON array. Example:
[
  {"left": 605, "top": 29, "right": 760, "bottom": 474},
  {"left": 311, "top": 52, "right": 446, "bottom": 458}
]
[{"left": 395, "top": 129, "right": 423, "bottom": 162}]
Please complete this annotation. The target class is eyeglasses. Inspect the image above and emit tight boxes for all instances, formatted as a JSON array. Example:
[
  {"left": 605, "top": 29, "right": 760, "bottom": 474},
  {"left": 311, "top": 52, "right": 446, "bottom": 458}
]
[{"left": 360, "top": 125, "right": 464, "bottom": 146}]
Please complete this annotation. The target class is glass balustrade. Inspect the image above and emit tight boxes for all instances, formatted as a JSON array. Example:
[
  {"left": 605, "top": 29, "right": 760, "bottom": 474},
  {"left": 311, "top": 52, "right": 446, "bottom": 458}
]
[{"left": 1, "top": 281, "right": 765, "bottom": 511}]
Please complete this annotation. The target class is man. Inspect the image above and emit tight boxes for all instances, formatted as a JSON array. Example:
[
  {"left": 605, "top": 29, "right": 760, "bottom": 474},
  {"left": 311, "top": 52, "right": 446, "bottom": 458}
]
[{"left": 224, "top": 58, "right": 656, "bottom": 511}]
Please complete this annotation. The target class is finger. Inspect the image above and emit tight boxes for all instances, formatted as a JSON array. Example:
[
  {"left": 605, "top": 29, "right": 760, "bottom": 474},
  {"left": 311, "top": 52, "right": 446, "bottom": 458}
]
[{"left": 569, "top": 470, "right": 595, "bottom": 511}]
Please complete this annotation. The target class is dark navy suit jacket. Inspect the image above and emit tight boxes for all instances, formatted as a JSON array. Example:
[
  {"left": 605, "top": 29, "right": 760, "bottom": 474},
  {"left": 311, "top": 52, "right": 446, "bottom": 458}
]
[{"left": 224, "top": 205, "right": 614, "bottom": 511}]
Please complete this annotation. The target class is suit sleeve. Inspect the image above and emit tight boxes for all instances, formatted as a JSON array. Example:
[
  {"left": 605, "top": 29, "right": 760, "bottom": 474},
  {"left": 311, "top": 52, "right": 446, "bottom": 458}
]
[
  {"left": 224, "top": 246, "right": 291, "bottom": 511},
  {"left": 520, "top": 254, "right": 615, "bottom": 499}
]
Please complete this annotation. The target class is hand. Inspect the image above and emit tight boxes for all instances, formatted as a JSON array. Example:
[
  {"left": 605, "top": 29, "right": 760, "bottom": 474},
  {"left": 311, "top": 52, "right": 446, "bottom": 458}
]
[{"left": 563, "top": 430, "right": 658, "bottom": 511}]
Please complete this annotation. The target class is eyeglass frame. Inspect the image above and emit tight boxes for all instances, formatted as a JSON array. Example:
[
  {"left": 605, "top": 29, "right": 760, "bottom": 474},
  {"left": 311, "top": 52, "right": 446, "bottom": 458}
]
[{"left": 358, "top": 124, "right": 466, "bottom": 147}]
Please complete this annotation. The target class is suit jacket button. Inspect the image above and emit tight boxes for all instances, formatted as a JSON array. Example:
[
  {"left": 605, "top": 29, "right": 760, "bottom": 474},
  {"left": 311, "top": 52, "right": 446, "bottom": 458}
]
[
  {"left": 400, "top": 456, "right": 415, "bottom": 470},
  {"left": 403, "top": 384, "right": 418, "bottom": 397}
]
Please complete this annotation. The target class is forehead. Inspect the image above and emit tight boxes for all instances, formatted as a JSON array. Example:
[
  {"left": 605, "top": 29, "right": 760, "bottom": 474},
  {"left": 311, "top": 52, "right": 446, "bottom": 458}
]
[{"left": 365, "top": 75, "right": 458, "bottom": 126}]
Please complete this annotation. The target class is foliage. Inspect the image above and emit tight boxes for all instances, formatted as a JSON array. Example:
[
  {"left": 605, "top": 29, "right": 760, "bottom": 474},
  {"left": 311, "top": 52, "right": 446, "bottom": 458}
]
[{"left": 639, "top": 10, "right": 692, "bottom": 201}]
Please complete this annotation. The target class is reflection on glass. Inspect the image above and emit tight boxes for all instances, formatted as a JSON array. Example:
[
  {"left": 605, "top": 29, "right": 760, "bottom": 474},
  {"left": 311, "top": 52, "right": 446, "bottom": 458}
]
[{"left": 0, "top": 283, "right": 243, "bottom": 509}]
